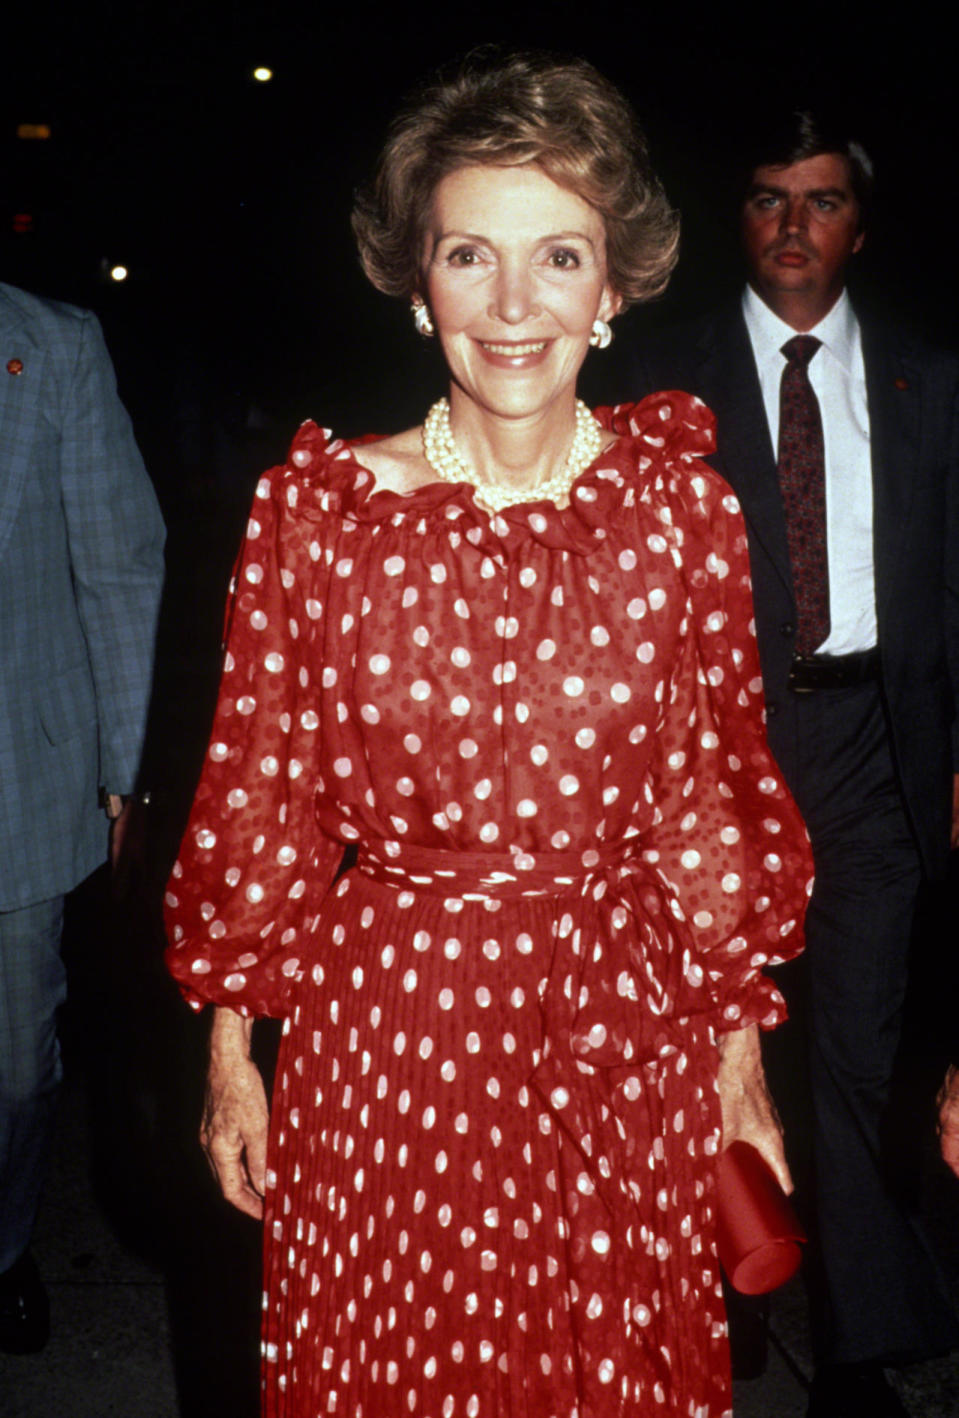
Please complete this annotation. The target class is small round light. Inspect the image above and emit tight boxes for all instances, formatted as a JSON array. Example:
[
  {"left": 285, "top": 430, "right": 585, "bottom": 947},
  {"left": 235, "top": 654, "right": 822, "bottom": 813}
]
[
  {"left": 252, "top": 66, "right": 273, "bottom": 82},
  {"left": 109, "top": 265, "right": 128, "bottom": 283}
]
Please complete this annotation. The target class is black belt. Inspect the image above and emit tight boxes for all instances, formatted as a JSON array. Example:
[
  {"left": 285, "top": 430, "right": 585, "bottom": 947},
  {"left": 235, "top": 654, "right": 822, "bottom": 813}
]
[{"left": 788, "top": 648, "right": 881, "bottom": 693}]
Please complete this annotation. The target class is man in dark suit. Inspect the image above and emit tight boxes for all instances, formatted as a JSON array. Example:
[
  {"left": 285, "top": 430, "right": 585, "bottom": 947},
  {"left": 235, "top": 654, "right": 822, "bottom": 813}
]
[
  {"left": 0, "top": 282, "right": 165, "bottom": 1352},
  {"left": 628, "top": 115, "right": 959, "bottom": 1415}
]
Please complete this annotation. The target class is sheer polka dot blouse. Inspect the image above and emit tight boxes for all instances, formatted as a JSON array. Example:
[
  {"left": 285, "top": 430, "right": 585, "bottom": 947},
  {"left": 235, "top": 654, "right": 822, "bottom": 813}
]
[{"left": 166, "top": 393, "right": 813, "bottom": 1418}]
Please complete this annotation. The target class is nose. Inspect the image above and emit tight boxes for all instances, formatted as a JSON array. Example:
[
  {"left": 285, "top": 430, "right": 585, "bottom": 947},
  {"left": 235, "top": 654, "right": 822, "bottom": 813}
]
[
  {"left": 489, "top": 262, "right": 538, "bottom": 325},
  {"left": 780, "top": 195, "right": 807, "bottom": 234}
]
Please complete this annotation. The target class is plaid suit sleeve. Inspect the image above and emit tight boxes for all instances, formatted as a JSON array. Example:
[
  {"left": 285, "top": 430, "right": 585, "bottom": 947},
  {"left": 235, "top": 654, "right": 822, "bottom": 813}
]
[{"left": 58, "top": 311, "right": 165, "bottom": 793}]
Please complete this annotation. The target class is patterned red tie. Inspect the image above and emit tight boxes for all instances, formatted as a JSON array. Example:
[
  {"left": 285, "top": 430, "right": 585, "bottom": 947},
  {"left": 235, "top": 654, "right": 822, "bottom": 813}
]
[{"left": 778, "top": 335, "right": 829, "bottom": 656}]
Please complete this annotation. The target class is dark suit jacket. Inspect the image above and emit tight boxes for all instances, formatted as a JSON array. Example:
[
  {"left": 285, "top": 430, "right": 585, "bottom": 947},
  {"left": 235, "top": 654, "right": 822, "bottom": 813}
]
[
  {"left": 0, "top": 283, "right": 166, "bottom": 909},
  {"left": 628, "top": 296, "right": 959, "bottom": 878}
]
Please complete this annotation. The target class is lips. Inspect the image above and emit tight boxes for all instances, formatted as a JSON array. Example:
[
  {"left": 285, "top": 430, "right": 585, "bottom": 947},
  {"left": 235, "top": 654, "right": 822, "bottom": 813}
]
[
  {"left": 768, "top": 243, "right": 813, "bottom": 266},
  {"left": 479, "top": 341, "right": 548, "bottom": 356}
]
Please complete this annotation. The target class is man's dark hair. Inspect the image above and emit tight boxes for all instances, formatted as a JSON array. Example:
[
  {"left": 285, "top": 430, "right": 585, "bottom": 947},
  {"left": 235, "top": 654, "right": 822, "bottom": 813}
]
[{"left": 742, "top": 110, "right": 874, "bottom": 216}]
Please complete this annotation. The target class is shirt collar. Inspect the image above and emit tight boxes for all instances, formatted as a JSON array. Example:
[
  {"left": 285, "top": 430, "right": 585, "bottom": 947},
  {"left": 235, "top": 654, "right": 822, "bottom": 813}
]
[{"left": 742, "top": 285, "right": 859, "bottom": 376}]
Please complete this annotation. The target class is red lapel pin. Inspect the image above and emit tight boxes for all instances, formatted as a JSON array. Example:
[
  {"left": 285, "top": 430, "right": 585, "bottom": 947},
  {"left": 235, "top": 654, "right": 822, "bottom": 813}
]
[
  {"left": 6, "top": 358, "right": 23, "bottom": 375},
  {"left": 894, "top": 377, "right": 909, "bottom": 391}
]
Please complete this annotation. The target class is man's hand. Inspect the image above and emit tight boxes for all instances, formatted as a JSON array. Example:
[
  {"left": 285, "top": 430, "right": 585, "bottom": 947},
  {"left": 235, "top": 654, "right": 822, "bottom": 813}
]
[
  {"left": 109, "top": 797, "right": 133, "bottom": 871},
  {"left": 718, "top": 1024, "right": 793, "bottom": 1194},
  {"left": 937, "top": 1064, "right": 959, "bottom": 1179},
  {"left": 202, "top": 1009, "right": 269, "bottom": 1220}
]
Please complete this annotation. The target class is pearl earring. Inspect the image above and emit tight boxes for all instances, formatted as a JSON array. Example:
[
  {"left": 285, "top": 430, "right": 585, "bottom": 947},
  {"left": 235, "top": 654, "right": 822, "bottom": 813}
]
[
  {"left": 589, "top": 318, "right": 613, "bottom": 350},
  {"left": 412, "top": 302, "right": 435, "bottom": 338}
]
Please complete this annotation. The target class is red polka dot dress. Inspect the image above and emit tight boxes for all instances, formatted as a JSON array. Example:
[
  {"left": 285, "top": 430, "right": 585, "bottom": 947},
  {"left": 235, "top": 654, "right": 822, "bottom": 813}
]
[{"left": 165, "top": 394, "right": 813, "bottom": 1418}]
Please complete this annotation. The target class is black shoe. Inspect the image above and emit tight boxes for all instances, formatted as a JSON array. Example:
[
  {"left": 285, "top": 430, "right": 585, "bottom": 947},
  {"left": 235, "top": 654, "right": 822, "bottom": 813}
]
[
  {"left": 0, "top": 1250, "right": 50, "bottom": 1354},
  {"left": 807, "top": 1362, "right": 909, "bottom": 1417}
]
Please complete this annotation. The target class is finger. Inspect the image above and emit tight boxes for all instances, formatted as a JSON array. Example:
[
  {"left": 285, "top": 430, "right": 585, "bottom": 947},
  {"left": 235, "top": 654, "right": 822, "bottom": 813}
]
[
  {"left": 763, "top": 1142, "right": 794, "bottom": 1196},
  {"left": 205, "top": 1138, "right": 265, "bottom": 1220},
  {"left": 222, "top": 1166, "right": 265, "bottom": 1220},
  {"left": 246, "top": 1126, "right": 268, "bottom": 1198},
  {"left": 202, "top": 1122, "right": 257, "bottom": 1205},
  {"left": 744, "top": 1124, "right": 794, "bottom": 1196}
]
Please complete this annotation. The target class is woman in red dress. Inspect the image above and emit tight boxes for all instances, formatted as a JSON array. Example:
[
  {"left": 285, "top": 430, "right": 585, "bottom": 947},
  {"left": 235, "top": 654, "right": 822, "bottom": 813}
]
[{"left": 165, "top": 52, "right": 813, "bottom": 1418}]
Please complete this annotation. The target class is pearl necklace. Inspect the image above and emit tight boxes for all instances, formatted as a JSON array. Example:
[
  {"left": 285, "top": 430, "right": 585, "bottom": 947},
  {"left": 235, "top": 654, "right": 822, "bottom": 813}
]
[{"left": 421, "top": 398, "right": 604, "bottom": 514}]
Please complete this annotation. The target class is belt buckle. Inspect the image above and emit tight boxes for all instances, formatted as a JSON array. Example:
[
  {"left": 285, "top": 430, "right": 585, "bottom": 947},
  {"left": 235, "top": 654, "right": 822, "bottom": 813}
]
[{"left": 787, "top": 658, "right": 817, "bottom": 694}]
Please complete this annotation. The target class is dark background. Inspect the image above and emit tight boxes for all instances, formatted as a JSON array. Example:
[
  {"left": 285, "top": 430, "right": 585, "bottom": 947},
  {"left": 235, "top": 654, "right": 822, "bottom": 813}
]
[{"left": 3, "top": 2, "right": 955, "bottom": 488}]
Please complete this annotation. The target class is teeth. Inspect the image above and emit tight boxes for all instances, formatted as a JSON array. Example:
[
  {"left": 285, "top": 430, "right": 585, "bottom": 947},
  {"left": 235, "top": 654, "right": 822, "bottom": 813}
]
[{"left": 482, "top": 341, "right": 547, "bottom": 356}]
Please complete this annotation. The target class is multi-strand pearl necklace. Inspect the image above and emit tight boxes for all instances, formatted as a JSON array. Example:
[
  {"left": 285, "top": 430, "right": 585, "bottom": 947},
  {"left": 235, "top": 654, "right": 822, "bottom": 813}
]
[{"left": 421, "top": 398, "right": 604, "bottom": 514}]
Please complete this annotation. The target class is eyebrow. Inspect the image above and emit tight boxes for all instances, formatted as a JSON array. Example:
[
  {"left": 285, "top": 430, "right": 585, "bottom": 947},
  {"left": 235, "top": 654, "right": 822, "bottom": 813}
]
[
  {"left": 748, "top": 183, "right": 852, "bottom": 202},
  {"left": 432, "top": 228, "right": 599, "bottom": 249}
]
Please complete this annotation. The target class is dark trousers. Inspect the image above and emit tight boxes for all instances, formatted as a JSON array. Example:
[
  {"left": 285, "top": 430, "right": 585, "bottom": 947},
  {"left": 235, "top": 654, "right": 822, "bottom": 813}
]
[
  {"left": 767, "top": 681, "right": 957, "bottom": 1365},
  {"left": 0, "top": 896, "right": 66, "bottom": 1271}
]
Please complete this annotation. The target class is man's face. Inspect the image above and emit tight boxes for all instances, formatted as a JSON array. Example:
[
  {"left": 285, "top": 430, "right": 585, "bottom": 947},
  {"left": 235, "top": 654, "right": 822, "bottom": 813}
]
[{"left": 741, "top": 152, "right": 864, "bottom": 324}]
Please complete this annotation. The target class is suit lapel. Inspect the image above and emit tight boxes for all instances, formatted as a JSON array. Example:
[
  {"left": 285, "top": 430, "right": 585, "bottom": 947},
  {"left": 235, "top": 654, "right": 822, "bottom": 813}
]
[
  {"left": 860, "top": 317, "right": 921, "bottom": 625},
  {"left": 0, "top": 294, "right": 43, "bottom": 561},
  {"left": 691, "top": 303, "right": 795, "bottom": 597}
]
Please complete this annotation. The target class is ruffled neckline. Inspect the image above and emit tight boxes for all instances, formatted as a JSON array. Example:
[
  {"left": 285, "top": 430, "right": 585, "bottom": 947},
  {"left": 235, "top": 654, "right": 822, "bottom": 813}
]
[{"left": 283, "top": 392, "right": 716, "bottom": 556}]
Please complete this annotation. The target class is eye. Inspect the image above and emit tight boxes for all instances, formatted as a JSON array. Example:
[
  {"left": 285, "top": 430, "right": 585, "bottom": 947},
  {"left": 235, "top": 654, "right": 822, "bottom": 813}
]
[
  {"left": 446, "top": 245, "right": 482, "bottom": 267},
  {"left": 547, "top": 247, "right": 581, "bottom": 269},
  {"left": 813, "top": 198, "right": 837, "bottom": 212}
]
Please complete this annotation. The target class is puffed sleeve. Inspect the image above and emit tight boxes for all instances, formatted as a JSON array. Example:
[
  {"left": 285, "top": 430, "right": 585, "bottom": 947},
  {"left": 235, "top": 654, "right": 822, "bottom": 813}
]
[
  {"left": 164, "top": 463, "right": 344, "bottom": 1017},
  {"left": 642, "top": 456, "right": 813, "bottom": 1035}
]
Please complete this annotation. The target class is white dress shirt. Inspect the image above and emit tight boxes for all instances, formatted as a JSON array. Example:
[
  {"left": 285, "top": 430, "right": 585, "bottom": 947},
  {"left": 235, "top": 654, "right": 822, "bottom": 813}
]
[{"left": 742, "top": 285, "right": 876, "bottom": 655}]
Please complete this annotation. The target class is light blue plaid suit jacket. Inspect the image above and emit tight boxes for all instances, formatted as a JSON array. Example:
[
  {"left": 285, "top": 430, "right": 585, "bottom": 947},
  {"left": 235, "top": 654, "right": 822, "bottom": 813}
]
[{"left": 0, "top": 283, "right": 165, "bottom": 910}]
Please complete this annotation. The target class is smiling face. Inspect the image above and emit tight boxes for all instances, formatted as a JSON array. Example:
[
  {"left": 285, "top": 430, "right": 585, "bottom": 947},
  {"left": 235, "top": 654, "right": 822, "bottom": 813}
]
[
  {"left": 741, "top": 152, "right": 864, "bottom": 330},
  {"left": 420, "top": 164, "right": 620, "bottom": 424}
]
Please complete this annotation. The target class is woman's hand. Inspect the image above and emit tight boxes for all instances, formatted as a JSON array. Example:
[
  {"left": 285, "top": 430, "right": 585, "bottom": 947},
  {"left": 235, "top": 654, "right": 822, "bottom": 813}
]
[
  {"left": 202, "top": 1007, "right": 269, "bottom": 1220},
  {"left": 937, "top": 1064, "right": 959, "bottom": 1179},
  {"left": 717, "top": 1024, "right": 793, "bottom": 1194}
]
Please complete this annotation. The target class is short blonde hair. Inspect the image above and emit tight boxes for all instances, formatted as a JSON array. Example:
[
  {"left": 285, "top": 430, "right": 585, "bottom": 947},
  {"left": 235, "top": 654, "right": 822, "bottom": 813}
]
[{"left": 352, "top": 52, "right": 679, "bottom": 310}]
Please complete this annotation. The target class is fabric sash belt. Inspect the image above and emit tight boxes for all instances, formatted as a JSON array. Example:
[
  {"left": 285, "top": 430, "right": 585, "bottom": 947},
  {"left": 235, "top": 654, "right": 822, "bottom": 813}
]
[{"left": 355, "top": 838, "right": 636, "bottom": 900}]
